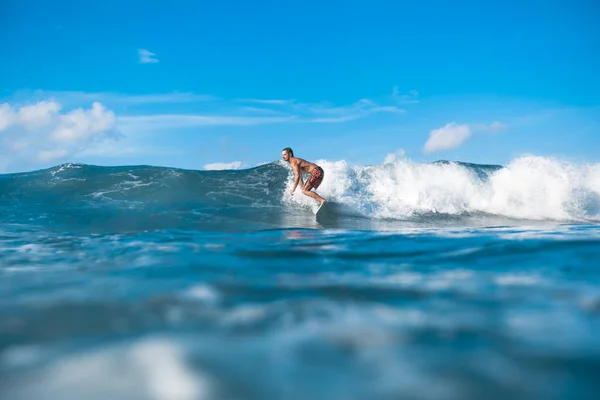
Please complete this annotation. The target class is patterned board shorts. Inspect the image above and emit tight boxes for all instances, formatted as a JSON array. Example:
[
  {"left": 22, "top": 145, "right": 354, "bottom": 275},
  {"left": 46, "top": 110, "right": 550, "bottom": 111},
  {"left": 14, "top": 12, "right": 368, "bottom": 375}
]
[{"left": 305, "top": 166, "right": 324, "bottom": 190}]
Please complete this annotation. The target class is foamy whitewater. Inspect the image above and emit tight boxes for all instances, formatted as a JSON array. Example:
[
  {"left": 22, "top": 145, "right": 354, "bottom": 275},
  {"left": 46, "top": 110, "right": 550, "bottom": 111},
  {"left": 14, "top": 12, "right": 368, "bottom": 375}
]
[
  {"left": 1, "top": 155, "right": 600, "bottom": 399},
  {"left": 288, "top": 155, "right": 600, "bottom": 222}
]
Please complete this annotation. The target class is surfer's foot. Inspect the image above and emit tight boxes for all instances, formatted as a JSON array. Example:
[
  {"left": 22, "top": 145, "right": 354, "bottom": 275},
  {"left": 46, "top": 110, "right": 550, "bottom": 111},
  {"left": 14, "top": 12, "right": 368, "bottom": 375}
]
[{"left": 320, "top": 199, "right": 327, "bottom": 206}]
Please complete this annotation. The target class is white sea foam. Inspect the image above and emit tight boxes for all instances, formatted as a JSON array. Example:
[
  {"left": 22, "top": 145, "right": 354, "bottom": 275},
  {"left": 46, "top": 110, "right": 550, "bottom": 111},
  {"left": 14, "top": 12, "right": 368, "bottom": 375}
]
[
  {"left": 2, "top": 338, "right": 211, "bottom": 400},
  {"left": 495, "top": 274, "right": 542, "bottom": 286},
  {"left": 184, "top": 284, "right": 220, "bottom": 304},
  {"left": 284, "top": 155, "right": 600, "bottom": 221},
  {"left": 50, "top": 163, "right": 83, "bottom": 176}
]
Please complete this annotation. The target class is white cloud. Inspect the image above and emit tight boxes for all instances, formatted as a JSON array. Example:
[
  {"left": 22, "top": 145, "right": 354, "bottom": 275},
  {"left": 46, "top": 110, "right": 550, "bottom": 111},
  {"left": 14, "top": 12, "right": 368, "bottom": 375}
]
[
  {"left": 0, "top": 103, "right": 16, "bottom": 131},
  {"left": 423, "top": 121, "right": 507, "bottom": 154},
  {"left": 0, "top": 100, "right": 119, "bottom": 171},
  {"left": 203, "top": 161, "right": 244, "bottom": 170},
  {"left": 51, "top": 102, "right": 116, "bottom": 141},
  {"left": 0, "top": 100, "right": 62, "bottom": 131},
  {"left": 18, "top": 100, "right": 62, "bottom": 129},
  {"left": 423, "top": 123, "right": 472, "bottom": 154},
  {"left": 138, "top": 49, "right": 159, "bottom": 64},
  {"left": 384, "top": 148, "right": 407, "bottom": 164}
]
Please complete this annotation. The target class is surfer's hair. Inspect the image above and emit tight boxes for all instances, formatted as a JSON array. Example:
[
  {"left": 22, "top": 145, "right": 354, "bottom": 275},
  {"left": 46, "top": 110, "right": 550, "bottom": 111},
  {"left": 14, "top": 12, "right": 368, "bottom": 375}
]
[{"left": 282, "top": 147, "right": 294, "bottom": 157}]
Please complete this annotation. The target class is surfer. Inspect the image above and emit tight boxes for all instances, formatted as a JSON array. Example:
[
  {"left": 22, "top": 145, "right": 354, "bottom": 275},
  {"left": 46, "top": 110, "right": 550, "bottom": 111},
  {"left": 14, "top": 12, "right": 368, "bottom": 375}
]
[{"left": 282, "top": 147, "right": 327, "bottom": 205}]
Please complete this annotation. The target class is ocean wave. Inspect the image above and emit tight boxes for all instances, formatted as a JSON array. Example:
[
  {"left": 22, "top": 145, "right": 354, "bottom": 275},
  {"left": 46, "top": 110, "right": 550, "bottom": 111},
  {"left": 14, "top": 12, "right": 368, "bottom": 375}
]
[{"left": 1, "top": 156, "right": 599, "bottom": 231}]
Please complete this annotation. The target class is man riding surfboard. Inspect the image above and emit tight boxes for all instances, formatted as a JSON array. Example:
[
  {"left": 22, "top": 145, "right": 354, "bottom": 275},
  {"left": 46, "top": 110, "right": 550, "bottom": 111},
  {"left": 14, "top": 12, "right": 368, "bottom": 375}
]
[{"left": 282, "top": 147, "right": 326, "bottom": 206}]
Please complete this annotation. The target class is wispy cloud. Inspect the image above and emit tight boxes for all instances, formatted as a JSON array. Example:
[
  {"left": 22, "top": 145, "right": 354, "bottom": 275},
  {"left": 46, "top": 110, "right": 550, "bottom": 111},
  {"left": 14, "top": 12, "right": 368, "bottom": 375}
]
[
  {"left": 294, "top": 98, "right": 405, "bottom": 121},
  {"left": 8, "top": 90, "right": 216, "bottom": 108},
  {"left": 90, "top": 92, "right": 214, "bottom": 105},
  {"left": 118, "top": 114, "right": 296, "bottom": 133},
  {"left": 113, "top": 94, "right": 407, "bottom": 132},
  {"left": 237, "top": 98, "right": 294, "bottom": 105},
  {"left": 239, "top": 106, "right": 289, "bottom": 115},
  {"left": 487, "top": 121, "right": 508, "bottom": 132},
  {"left": 371, "top": 106, "right": 406, "bottom": 114},
  {"left": 392, "top": 86, "right": 420, "bottom": 104},
  {"left": 203, "top": 161, "right": 245, "bottom": 170},
  {"left": 234, "top": 96, "right": 407, "bottom": 121},
  {"left": 423, "top": 121, "right": 507, "bottom": 154},
  {"left": 138, "top": 49, "right": 159, "bottom": 64},
  {"left": 305, "top": 115, "right": 362, "bottom": 123}
]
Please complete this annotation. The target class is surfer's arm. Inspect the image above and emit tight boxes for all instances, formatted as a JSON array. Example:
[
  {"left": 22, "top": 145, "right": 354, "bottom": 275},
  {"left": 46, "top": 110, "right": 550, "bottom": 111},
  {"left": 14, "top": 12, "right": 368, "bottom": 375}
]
[{"left": 291, "top": 163, "right": 302, "bottom": 194}]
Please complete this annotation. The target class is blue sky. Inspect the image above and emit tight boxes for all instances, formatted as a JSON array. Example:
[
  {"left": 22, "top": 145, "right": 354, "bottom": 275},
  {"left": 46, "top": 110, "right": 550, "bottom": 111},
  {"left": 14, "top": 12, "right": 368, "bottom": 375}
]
[{"left": 0, "top": 0, "right": 599, "bottom": 172}]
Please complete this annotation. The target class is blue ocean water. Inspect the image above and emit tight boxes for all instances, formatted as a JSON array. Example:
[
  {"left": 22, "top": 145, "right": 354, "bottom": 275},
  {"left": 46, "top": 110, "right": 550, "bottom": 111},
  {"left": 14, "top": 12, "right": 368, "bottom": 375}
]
[{"left": 1, "top": 157, "right": 600, "bottom": 399}]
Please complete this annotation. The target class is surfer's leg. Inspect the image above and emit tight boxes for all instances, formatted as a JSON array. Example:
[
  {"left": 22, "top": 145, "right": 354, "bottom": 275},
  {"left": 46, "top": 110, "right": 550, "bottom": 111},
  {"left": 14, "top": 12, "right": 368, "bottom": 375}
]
[
  {"left": 302, "top": 181, "right": 326, "bottom": 204},
  {"left": 302, "top": 167, "right": 326, "bottom": 204},
  {"left": 302, "top": 188, "right": 326, "bottom": 204}
]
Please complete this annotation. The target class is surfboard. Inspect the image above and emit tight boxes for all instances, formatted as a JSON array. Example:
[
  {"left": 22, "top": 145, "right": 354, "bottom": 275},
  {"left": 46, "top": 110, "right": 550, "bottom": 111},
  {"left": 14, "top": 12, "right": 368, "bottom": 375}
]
[
  {"left": 315, "top": 201, "right": 328, "bottom": 215},
  {"left": 315, "top": 201, "right": 339, "bottom": 216},
  {"left": 315, "top": 201, "right": 341, "bottom": 225}
]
